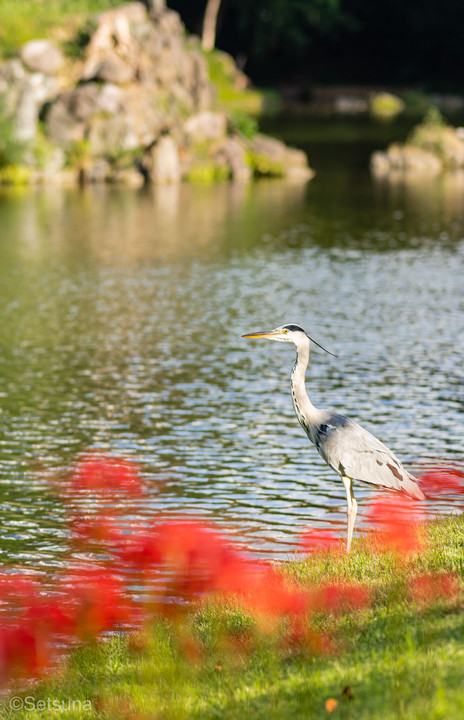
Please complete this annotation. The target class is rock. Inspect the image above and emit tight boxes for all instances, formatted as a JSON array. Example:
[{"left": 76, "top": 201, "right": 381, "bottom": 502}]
[
  {"left": 97, "top": 83, "right": 126, "bottom": 115},
  {"left": 249, "top": 133, "right": 312, "bottom": 178},
  {"left": 183, "top": 111, "right": 227, "bottom": 142},
  {"left": 93, "top": 57, "right": 135, "bottom": 84},
  {"left": 71, "top": 83, "right": 102, "bottom": 121},
  {"left": 0, "top": 60, "right": 57, "bottom": 142},
  {"left": 112, "top": 167, "right": 145, "bottom": 186},
  {"left": 371, "top": 145, "right": 442, "bottom": 175},
  {"left": 149, "top": 136, "right": 180, "bottom": 183},
  {"left": 20, "top": 40, "right": 64, "bottom": 75},
  {"left": 251, "top": 134, "right": 292, "bottom": 163},
  {"left": 81, "top": 3, "right": 148, "bottom": 81},
  {"left": 87, "top": 158, "right": 112, "bottom": 183},
  {"left": 88, "top": 115, "right": 140, "bottom": 156},
  {"left": 44, "top": 84, "right": 102, "bottom": 146},
  {"left": 215, "top": 139, "right": 251, "bottom": 182}
]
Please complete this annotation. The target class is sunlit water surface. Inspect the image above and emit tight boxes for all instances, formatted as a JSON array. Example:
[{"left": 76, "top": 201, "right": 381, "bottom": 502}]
[{"left": 0, "top": 118, "right": 463, "bottom": 570}]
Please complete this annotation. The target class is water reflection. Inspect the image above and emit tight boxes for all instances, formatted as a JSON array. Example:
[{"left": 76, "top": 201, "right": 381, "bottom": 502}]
[
  {"left": 372, "top": 169, "right": 464, "bottom": 231},
  {"left": 0, "top": 180, "right": 310, "bottom": 264},
  {"left": 0, "top": 127, "right": 463, "bottom": 569}
]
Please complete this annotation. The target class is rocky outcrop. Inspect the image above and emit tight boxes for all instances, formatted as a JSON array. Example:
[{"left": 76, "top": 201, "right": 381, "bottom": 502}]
[
  {"left": 371, "top": 109, "right": 464, "bottom": 176},
  {"left": 371, "top": 145, "right": 442, "bottom": 175},
  {"left": 0, "top": 2, "right": 313, "bottom": 185}
]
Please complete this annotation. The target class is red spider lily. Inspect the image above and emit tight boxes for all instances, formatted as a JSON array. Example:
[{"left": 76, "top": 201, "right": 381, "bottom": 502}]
[
  {"left": 418, "top": 470, "right": 464, "bottom": 497},
  {"left": 313, "top": 582, "right": 371, "bottom": 615},
  {"left": 409, "top": 572, "right": 460, "bottom": 608},
  {"left": 57, "top": 566, "right": 135, "bottom": 640},
  {"left": 155, "top": 521, "right": 240, "bottom": 597},
  {"left": 239, "top": 564, "right": 310, "bottom": 621},
  {"left": 0, "top": 622, "right": 51, "bottom": 681},
  {"left": 117, "top": 531, "right": 162, "bottom": 571},
  {"left": 22, "top": 595, "right": 76, "bottom": 637},
  {"left": 300, "top": 528, "right": 341, "bottom": 554},
  {"left": 71, "top": 455, "right": 143, "bottom": 497},
  {"left": 366, "top": 494, "right": 426, "bottom": 555}
]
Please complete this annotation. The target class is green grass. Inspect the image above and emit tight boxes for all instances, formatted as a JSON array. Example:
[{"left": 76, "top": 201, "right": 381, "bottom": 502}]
[
  {"left": 0, "top": 0, "right": 121, "bottom": 58},
  {"left": 2, "top": 515, "right": 464, "bottom": 720}
]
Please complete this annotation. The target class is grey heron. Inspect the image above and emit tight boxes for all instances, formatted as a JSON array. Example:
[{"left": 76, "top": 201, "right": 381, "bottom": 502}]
[{"left": 242, "top": 323, "right": 425, "bottom": 552}]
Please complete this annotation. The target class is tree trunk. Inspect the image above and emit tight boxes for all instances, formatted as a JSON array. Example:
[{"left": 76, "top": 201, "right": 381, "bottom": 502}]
[{"left": 201, "top": 0, "right": 222, "bottom": 52}]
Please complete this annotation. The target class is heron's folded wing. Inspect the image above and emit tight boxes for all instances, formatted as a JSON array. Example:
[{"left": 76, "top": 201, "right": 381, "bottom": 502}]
[{"left": 323, "top": 418, "right": 424, "bottom": 500}]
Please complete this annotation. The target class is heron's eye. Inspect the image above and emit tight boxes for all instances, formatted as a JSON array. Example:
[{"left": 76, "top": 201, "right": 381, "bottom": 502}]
[{"left": 283, "top": 329, "right": 289, "bottom": 334}]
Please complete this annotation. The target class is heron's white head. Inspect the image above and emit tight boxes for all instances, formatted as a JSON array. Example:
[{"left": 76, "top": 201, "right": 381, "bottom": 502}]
[{"left": 242, "top": 323, "right": 337, "bottom": 356}]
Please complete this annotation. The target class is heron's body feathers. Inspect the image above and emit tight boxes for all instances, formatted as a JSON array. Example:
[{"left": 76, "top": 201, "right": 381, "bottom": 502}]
[{"left": 307, "top": 413, "right": 425, "bottom": 500}]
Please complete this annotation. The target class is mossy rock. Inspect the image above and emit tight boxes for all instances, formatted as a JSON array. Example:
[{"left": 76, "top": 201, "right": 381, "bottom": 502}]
[
  {"left": 246, "top": 150, "right": 284, "bottom": 178},
  {"left": 186, "top": 162, "right": 231, "bottom": 183},
  {"left": 0, "top": 164, "right": 33, "bottom": 185}
]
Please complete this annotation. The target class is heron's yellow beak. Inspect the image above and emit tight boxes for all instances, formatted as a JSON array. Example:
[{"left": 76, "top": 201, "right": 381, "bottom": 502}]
[{"left": 242, "top": 330, "right": 279, "bottom": 339}]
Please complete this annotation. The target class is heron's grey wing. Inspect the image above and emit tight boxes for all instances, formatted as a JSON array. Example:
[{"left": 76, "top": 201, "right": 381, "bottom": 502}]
[{"left": 316, "top": 415, "right": 424, "bottom": 500}]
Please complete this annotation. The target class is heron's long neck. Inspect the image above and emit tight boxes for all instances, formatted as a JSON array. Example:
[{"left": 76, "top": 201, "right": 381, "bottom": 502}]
[{"left": 291, "top": 340, "right": 323, "bottom": 436}]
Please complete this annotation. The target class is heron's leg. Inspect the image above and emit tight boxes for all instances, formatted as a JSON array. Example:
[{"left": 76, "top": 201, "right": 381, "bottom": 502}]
[{"left": 342, "top": 476, "right": 357, "bottom": 552}]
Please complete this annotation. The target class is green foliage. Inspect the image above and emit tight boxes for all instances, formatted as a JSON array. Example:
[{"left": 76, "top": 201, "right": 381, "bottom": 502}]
[
  {"left": 65, "top": 139, "right": 90, "bottom": 168},
  {"left": 0, "top": 164, "right": 32, "bottom": 185},
  {"left": 186, "top": 162, "right": 231, "bottom": 183},
  {"left": 204, "top": 50, "right": 275, "bottom": 115},
  {"left": 232, "top": 0, "right": 347, "bottom": 76},
  {"left": 401, "top": 90, "right": 432, "bottom": 117},
  {"left": 62, "top": 18, "right": 98, "bottom": 60},
  {"left": 229, "top": 111, "right": 259, "bottom": 140},
  {"left": 0, "top": 101, "right": 27, "bottom": 167},
  {"left": 32, "top": 130, "right": 59, "bottom": 170},
  {"left": 406, "top": 107, "right": 453, "bottom": 161},
  {"left": 422, "top": 106, "right": 447, "bottom": 129},
  {"left": 247, "top": 150, "right": 284, "bottom": 177},
  {"left": 369, "top": 92, "right": 405, "bottom": 119},
  {"left": 0, "top": 0, "right": 121, "bottom": 58}
]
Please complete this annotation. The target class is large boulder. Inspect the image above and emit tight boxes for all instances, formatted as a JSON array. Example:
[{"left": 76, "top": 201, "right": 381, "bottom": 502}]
[{"left": 20, "top": 40, "right": 64, "bottom": 76}]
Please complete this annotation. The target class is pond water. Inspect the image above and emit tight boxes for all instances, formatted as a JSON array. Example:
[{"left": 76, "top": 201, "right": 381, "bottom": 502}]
[{"left": 0, "top": 117, "right": 463, "bottom": 568}]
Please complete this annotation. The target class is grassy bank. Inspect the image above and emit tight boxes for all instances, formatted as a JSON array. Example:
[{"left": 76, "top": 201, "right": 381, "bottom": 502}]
[{"left": 2, "top": 515, "right": 463, "bottom": 720}]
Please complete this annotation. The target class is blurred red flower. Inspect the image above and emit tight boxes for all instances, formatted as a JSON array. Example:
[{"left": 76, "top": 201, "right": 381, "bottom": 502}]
[
  {"left": 0, "top": 623, "right": 50, "bottom": 681},
  {"left": 366, "top": 494, "right": 426, "bottom": 555},
  {"left": 409, "top": 572, "right": 460, "bottom": 608},
  {"left": 418, "top": 470, "right": 464, "bottom": 497},
  {"left": 58, "top": 566, "right": 135, "bottom": 640},
  {"left": 71, "top": 455, "right": 143, "bottom": 497},
  {"left": 313, "top": 582, "right": 371, "bottom": 615}
]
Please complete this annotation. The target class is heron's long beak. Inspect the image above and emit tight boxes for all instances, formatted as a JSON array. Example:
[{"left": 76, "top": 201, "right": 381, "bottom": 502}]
[{"left": 242, "top": 330, "right": 279, "bottom": 339}]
